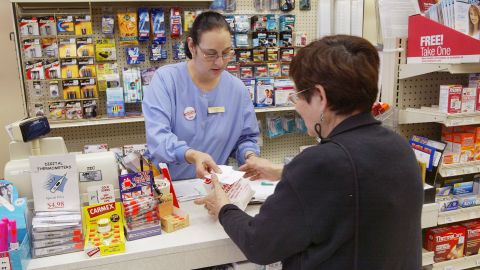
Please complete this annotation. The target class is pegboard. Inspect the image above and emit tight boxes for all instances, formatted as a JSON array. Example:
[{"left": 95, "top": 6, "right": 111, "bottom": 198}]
[
  {"left": 393, "top": 38, "right": 470, "bottom": 140},
  {"left": 12, "top": 0, "right": 319, "bottom": 163}
]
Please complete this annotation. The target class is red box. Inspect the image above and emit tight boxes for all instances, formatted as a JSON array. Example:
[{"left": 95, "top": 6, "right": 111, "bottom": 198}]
[
  {"left": 461, "top": 221, "right": 480, "bottom": 256},
  {"left": 425, "top": 225, "right": 466, "bottom": 262},
  {"left": 439, "top": 85, "right": 462, "bottom": 114},
  {"left": 476, "top": 86, "right": 480, "bottom": 112}
]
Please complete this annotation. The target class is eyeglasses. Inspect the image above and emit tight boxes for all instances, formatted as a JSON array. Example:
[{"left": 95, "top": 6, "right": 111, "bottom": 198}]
[
  {"left": 288, "top": 87, "right": 312, "bottom": 104},
  {"left": 197, "top": 45, "right": 235, "bottom": 62}
]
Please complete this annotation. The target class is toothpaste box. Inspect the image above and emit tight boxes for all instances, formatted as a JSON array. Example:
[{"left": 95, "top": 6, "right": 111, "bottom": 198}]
[
  {"left": 461, "top": 220, "right": 480, "bottom": 256},
  {"left": 454, "top": 194, "right": 479, "bottom": 208},
  {"left": 425, "top": 225, "right": 466, "bottom": 262}
]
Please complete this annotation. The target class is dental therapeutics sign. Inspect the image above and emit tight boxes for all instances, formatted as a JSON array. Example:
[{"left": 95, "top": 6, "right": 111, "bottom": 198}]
[{"left": 407, "top": 15, "right": 480, "bottom": 64}]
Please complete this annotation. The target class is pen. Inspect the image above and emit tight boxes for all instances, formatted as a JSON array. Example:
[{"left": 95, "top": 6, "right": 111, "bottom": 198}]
[
  {"left": 261, "top": 181, "right": 274, "bottom": 186},
  {"left": 9, "top": 220, "right": 18, "bottom": 250},
  {"left": 0, "top": 221, "right": 8, "bottom": 252}
]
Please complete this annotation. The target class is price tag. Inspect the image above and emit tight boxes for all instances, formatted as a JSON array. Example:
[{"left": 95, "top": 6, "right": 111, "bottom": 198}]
[
  {"left": 464, "top": 166, "right": 475, "bottom": 174},
  {"left": 463, "top": 117, "right": 474, "bottom": 124},
  {"left": 445, "top": 216, "right": 455, "bottom": 224},
  {"left": 450, "top": 119, "right": 463, "bottom": 126}
]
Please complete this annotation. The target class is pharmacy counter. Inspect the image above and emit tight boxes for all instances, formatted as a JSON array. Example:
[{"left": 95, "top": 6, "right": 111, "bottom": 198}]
[{"left": 28, "top": 201, "right": 261, "bottom": 270}]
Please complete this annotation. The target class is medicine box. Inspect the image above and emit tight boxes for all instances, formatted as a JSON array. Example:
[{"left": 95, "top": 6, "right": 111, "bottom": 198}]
[{"left": 439, "top": 85, "right": 462, "bottom": 113}]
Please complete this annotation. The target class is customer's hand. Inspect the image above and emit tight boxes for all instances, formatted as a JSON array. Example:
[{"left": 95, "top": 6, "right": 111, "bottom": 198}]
[
  {"left": 239, "top": 156, "right": 283, "bottom": 181},
  {"left": 185, "top": 149, "right": 222, "bottom": 179},
  {"left": 194, "top": 174, "right": 230, "bottom": 217}
]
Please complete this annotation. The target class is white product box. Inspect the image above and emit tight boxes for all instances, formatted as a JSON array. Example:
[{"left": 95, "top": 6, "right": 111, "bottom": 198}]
[
  {"left": 462, "top": 87, "right": 476, "bottom": 113},
  {"left": 439, "top": 85, "right": 462, "bottom": 113}
]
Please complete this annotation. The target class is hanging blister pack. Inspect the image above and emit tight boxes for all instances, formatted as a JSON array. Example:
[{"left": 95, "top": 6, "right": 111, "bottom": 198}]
[
  {"left": 268, "top": 0, "right": 280, "bottom": 10},
  {"left": 210, "top": 0, "right": 226, "bottom": 10},
  {"left": 138, "top": 8, "right": 151, "bottom": 42},
  {"left": 266, "top": 113, "right": 285, "bottom": 138},
  {"left": 151, "top": 9, "right": 166, "bottom": 44},
  {"left": 254, "top": 0, "right": 265, "bottom": 11},
  {"left": 102, "top": 15, "right": 115, "bottom": 35},
  {"left": 280, "top": 0, "right": 295, "bottom": 11},
  {"left": 170, "top": 8, "right": 183, "bottom": 39},
  {"left": 266, "top": 14, "right": 278, "bottom": 31},
  {"left": 300, "top": 0, "right": 310, "bottom": 10},
  {"left": 234, "top": 15, "right": 250, "bottom": 33},
  {"left": 225, "top": 0, "right": 237, "bottom": 12},
  {"left": 150, "top": 44, "right": 168, "bottom": 61},
  {"left": 295, "top": 113, "right": 307, "bottom": 133},
  {"left": 282, "top": 112, "right": 296, "bottom": 134},
  {"left": 224, "top": 15, "right": 236, "bottom": 32},
  {"left": 126, "top": 47, "right": 145, "bottom": 64},
  {"left": 172, "top": 42, "right": 186, "bottom": 60},
  {"left": 123, "top": 67, "right": 143, "bottom": 103}
]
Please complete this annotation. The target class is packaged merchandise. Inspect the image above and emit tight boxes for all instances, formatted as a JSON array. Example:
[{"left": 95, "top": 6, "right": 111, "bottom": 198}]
[
  {"left": 266, "top": 113, "right": 285, "bottom": 138},
  {"left": 102, "top": 15, "right": 115, "bottom": 35},
  {"left": 255, "top": 64, "right": 269, "bottom": 78},
  {"left": 280, "top": 0, "right": 295, "bottom": 12},
  {"left": 425, "top": 225, "right": 466, "bottom": 262},
  {"left": 172, "top": 41, "right": 186, "bottom": 60},
  {"left": 461, "top": 87, "right": 476, "bottom": 113},
  {"left": 295, "top": 32, "right": 308, "bottom": 47},
  {"left": 274, "top": 79, "right": 295, "bottom": 106},
  {"left": 225, "top": 0, "right": 237, "bottom": 12},
  {"left": 58, "top": 38, "right": 77, "bottom": 59},
  {"left": 439, "top": 85, "right": 463, "bottom": 113},
  {"left": 44, "top": 60, "right": 60, "bottom": 80},
  {"left": 96, "top": 63, "right": 120, "bottom": 92},
  {"left": 236, "top": 49, "right": 253, "bottom": 63},
  {"left": 267, "top": 47, "right": 279, "bottom": 61},
  {"left": 20, "top": 16, "right": 39, "bottom": 36},
  {"left": 255, "top": 77, "right": 275, "bottom": 106},
  {"left": 279, "top": 15, "right": 295, "bottom": 32},
  {"left": 79, "top": 58, "right": 96, "bottom": 78},
  {"left": 279, "top": 32, "right": 293, "bottom": 47},
  {"left": 251, "top": 15, "right": 268, "bottom": 32},
  {"left": 437, "top": 196, "right": 460, "bottom": 212},
  {"left": 41, "top": 38, "right": 58, "bottom": 58},
  {"left": 95, "top": 38, "right": 117, "bottom": 61},
  {"left": 234, "top": 15, "right": 251, "bottom": 33},
  {"left": 282, "top": 112, "right": 297, "bottom": 133},
  {"left": 266, "top": 32, "right": 278, "bottom": 47},
  {"left": 34, "top": 103, "right": 45, "bottom": 117},
  {"left": 80, "top": 78, "right": 97, "bottom": 98},
  {"left": 56, "top": 16, "right": 74, "bottom": 34},
  {"left": 235, "top": 33, "right": 250, "bottom": 47},
  {"left": 253, "top": 32, "right": 268, "bottom": 47},
  {"left": 106, "top": 87, "right": 125, "bottom": 118},
  {"left": 23, "top": 38, "right": 42, "bottom": 59},
  {"left": 138, "top": 8, "right": 150, "bottom": 41},
  {"left": 170, "top": 8, "right": 183, "bottom": 38},
  {"left": 61, "top": 59, "right": 79, "bottom": 79},
  {"left": 462, "top": 220, "right": 480, "bottom": 256},
  {"left": 226, "top": 63, "right": 240, "bottom": 77},
  {"left": 87, "top": 185, "right": 115, "bottom": 205},
  {"left": 32, "top": 81, "right": 42, "bottom": 97},
  {"left": 123, "top": 67, "right": 142, "bottom": 103},
  {"left": 123, "top": 144, "right": 148, "bottom": 156},
  {"left": 74, "top": 15, "right": 93, "bottom": 36},
  {"left": 454, "top": 193, "right": 479, "bottom": 208},
  {"left": 224, "top": 15, "right": 236, "bottom": 32},
  {"left": 150, "top": 43, "right": 168, "bottom": 61},
  {"left": 210, "top": 0, "right": 226, "bottom": 10},
  {"left": 65, "top": 101, "right": 83, "bottom": 120},
  {"left": 268, "top": 62, "right": 281, "bottom": 77},
  {"left": 62, "top": 79, "right": 80, "bottom": 99},
  {"left": 254, "top": 0, "right": 266, "bottom": 11},
  {"left": 49, "top": 81, "right": 60, "bottom": 97},
  {"left": 266, "top": 14, "right": 278, "bottom": 31},
  {"left": 184, "top": 11, "right": 201, "bottom": 32},
  {"left": 25, "top": 61, "right": 45, "bottom": 80},
  {"left": 268, "top": 0, "right": 280, "bottom": 10},
  {"left": 151, "top": 8, "right": 166, "bottom": 44},
  {"left": 77, "top": 37, "right": 94, "bottom": 58},
  {"left": 300, "top": 0, "right": 311, "bottom": 10},
  {"left": 83, "top": 100, "right": 97, "bottom": 119},
  {"left": 117, "top": 11, "right": 139, "bottom": 45},
  {"left": 82, "top": 202, "right": 126, "bottom": 257},
  {"left": 279, "top": 47, "right": 294, "bottom": 62},
  {"left": 240, "top": 65, "right": 254, "bottom": 79},
  {"left": 126, "top": 47, "right": 145, "bottom": 64},
  {"left": 242, "top": 79, "right": 255, "bottom": 102},
  {"left": 140, "top": 67, "right": 157, "bottom": 90}
]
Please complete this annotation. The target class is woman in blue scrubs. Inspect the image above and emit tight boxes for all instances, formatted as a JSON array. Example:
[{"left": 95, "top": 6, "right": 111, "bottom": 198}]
[{"left": 142, "top": 11, "right": 260, "bottom": 180}]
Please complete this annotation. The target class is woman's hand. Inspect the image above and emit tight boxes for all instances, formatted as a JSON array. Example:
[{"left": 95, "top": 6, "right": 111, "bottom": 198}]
[
  {"left": 239, "top": 156, "right": 283, "bottom": 181},
  {"left": 194, "top": 174, "right": 230, "bottom": 217},
  {"left": 185, "top": 149, "right": 222, "bottom": 179}
]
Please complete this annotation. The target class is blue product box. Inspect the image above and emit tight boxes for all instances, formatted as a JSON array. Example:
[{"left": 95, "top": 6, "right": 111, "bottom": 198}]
[
  {"left": 453, "top": 181, "right": 474, "bottom": 195},
  {"left": 106, "top": 87, "right": 125, "bottom": 117}
]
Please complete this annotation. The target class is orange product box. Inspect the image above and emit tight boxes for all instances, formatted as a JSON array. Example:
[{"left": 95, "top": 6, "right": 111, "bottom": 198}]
[
  {"left": 463, "top": 126, "right": 477, "bottom": 134},
  {"left": 461, "top": 220, "right": 480, "bottom": 256},
  {"left": 453, "top": 133, "right": 475, "bottom": 148},
  {"left": 425, "top": 225, "right": 466, "bottom": 262},
  {"left": 475, "top": 143, "right": 480, "bottom": 160},
  {"left": 453, "top": 126, "right": 466, "bottom": 133},
  {"left": 475, "top": 127, "right": 480, "bottom": 143}
]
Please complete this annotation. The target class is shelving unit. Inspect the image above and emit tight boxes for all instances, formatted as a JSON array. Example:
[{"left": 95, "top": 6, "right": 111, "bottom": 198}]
[
  {"left": 425, "top": 254, "right": 480, "bottom": 270},
  {"left": 439, "top": 161, "right": 480, "bottom": 177},
  {"left": 399, "top": 63, "right": 480, "bottom": 79},
  {"left": 399, "top": 108, "right": 480, "bottom": 126}
]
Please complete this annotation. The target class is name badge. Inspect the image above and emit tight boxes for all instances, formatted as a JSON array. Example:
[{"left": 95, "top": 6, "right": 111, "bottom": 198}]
[{"left": 208, "top": 106, "right": 225, "bottom": 114}]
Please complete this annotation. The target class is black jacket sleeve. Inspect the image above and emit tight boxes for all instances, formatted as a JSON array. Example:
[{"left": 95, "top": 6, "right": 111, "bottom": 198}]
[{"left": 218, "top": 177, "right": 310, "bottom": 265}]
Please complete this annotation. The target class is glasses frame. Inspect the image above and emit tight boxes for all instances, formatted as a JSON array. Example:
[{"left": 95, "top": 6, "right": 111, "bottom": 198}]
[
  {"left": 288, "top": 87, "right": 313, "bottom": 104},
  {"left": 197, "top": 45, "right": 235, "bottom": 62}
]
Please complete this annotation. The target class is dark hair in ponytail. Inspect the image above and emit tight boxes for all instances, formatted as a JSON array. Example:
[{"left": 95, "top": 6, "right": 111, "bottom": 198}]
[{"left": 184, "top": 11, "right": 232, "bottom": 59}]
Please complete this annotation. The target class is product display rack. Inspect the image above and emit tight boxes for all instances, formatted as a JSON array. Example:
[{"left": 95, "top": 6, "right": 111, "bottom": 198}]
[{"left": 10, "top": 0, "right": 320, "bottom": 164}]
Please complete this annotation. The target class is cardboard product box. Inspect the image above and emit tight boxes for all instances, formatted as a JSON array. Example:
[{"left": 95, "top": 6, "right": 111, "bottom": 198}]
[
  {"left": 454, "top": 133, "right": 475, "bottom": 162},
  {"left": 461, "top": 220, "right": 480, "bottom": 256},
  {"left": 425, "top": 225, "right": 466, "bottom": 262},
  {"left": 439, "top": 85, "right": 462, "bottom": 113},
  {"left": 462, "top": 87, "right": 477, "bottom": 113}
]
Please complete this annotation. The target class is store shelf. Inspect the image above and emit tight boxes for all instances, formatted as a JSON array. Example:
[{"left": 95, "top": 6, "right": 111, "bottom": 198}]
[
  {"left": 422, "top": 203, "right": 439, "bottom": 229},
  {"left": 254, "top": 106, "right": 295, "bottom": 113},
  {"left": 13, "top": 0, "right": 212, "bottom": 2},
  {"left": 423, "top": 249, "right": 435, "bottom": 267},
  {"left": 399, "top": 107, "right": 480, "bottom": 126},
  {"left": 49, "top": 116, "right": 145, "bottom": 129},
  {"left": 426, "top": 253, "right": 480, "bottom": 270},
  {"left": 440, "top": 161, "right": 480, "bottom": 177},
  {"left": 399, "top": 63, "right": 480, "bottom": 79},
  {"left": 437, "top": 205, "right": 480, "bottom": 225},
  {"left": 48, "top": 107, "right": 296, "bottom": 128}
]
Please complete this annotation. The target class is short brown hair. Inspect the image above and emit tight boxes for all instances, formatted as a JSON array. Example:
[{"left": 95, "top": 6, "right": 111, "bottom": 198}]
[{"left": 289, "top": 35, "right": 379, "bottom": 115}]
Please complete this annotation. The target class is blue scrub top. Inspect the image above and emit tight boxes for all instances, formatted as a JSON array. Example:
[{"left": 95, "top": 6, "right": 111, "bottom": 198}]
[{"left": 142, "top": 62, "right": 260, "bottom": 180}]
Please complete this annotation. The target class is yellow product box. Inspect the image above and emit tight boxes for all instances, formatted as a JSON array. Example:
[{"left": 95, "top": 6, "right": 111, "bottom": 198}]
[
  {"left": 61, "top": 59, "right": 79, "bottom": 79},
  {"left": 160, "top": 207, "right": 189, "bottom": 233},
  {"left": 63, "top": 79, "right": 80, "bottom": 100},
  {"left": 158, "top": 192, "right": 173, "bottom": 218},
  {"left": 74, "top": 15, "right": 93, "bottom": 35},
  {"left": 77, "top": 37, "right": 94, "bottom": 58},
  {"left": 59, "top": 38, "right": 77, "bottom": 58},
  {"left": 461, "top": 147, "right": 475, "bottom": 163},
  {"left": 117, "top": 11, "right": 138, "bottom": 45},
  {"left": 83, "top": 202, "right": 126, "bottom": 257},
  {"left": 95, "top": 38, "right": 117, "bottom": 61}
]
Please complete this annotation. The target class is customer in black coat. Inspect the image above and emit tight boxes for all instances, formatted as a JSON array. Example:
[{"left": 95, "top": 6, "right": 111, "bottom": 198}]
[{"left": 195, "top": 35, "right": 423, "bottom": 270}]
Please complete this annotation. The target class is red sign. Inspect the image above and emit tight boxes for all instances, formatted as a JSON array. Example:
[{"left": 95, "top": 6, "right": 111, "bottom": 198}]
[{"left": 407, "top": 15, "right": 480, "bottom": 64}]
